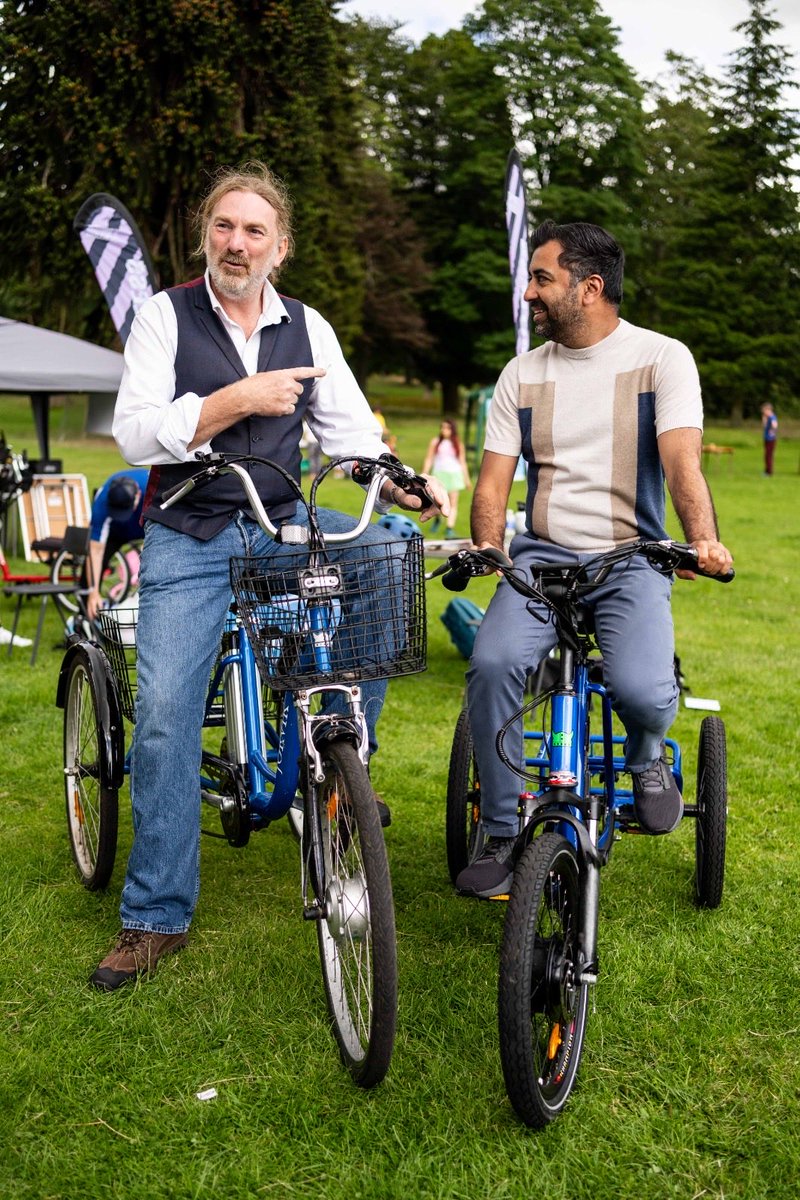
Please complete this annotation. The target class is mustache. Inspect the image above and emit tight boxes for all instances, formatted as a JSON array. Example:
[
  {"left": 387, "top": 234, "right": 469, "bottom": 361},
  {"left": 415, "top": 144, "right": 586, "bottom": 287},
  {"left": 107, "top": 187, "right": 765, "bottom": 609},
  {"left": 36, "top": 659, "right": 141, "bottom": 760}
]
[{"left": 222, "top": 253, "right": 249, "bottom": 267}]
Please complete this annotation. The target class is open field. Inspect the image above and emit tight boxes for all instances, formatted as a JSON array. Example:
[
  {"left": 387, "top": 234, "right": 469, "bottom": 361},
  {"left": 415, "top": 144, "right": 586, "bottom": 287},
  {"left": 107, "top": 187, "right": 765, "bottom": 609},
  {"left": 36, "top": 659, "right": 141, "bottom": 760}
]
[{"left": 1, "top": 392, "right": 799, "bottom": 1198}]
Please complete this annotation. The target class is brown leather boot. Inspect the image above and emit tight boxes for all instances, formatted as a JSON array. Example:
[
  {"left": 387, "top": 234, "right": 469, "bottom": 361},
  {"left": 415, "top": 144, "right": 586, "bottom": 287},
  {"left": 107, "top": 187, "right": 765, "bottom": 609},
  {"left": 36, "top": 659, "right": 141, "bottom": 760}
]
[{"left": 89, "top": 929, "right": 188, "bottom": 992}]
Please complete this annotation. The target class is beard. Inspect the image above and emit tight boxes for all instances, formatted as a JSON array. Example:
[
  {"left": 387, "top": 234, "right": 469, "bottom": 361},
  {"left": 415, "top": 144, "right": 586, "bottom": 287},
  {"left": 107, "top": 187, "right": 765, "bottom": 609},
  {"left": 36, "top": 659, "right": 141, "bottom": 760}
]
[
  {"left": 207, "top": 249, "right": 276, "bottom": 302},
  {"left": 532, "top": 287, "right": 586, "bottom": 345}
]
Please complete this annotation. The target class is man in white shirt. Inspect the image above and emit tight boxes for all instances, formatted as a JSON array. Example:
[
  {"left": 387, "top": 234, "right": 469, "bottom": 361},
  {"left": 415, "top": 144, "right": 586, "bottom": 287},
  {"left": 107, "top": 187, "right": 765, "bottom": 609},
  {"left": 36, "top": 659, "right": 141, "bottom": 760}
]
[
  {"left": 91, "top": 162, "right": 446, "bottom": 990},
  {"left": 456, "top": 219, "right": 732, "bottom": 899}
]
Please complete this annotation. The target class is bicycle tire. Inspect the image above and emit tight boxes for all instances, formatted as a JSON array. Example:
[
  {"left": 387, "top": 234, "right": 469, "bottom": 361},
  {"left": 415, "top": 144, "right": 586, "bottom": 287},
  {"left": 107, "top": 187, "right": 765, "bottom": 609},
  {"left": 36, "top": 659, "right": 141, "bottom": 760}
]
[
  {"left": 498, "top": 831, "right": 589, "bottom": 1127},
  {"left": 52, "top": 547, "right": 131, "bottom": 615},
  {"left": 445, "top": 707, "right": 483, "bottom": 884},
  {"left": 694, "top": 715, "right": 727, "bottom": 909},
  {"left": 63, "top": 651, "right": 119, "bottom": 890},
  {"left": 314, "top": 740, "right": 397, "bottom": 1087}
]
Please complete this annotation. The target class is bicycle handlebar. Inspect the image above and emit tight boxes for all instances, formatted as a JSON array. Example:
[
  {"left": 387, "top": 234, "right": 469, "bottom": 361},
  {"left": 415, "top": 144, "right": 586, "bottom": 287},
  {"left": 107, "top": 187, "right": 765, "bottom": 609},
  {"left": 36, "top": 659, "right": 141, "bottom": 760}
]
[
  {"left": 350, "top": 452, "right": 437, "bottom": 510},
  {"left": 428, "top": 538, "right": 734, "bottom": 599},
  {"left": 159, "top": 450, "right": 425, "bottom": 546}
]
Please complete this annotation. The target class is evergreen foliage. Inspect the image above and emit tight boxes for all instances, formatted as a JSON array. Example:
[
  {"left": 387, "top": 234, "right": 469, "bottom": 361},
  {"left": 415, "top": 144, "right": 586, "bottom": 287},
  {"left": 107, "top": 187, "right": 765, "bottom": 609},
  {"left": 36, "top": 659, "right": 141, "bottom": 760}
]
[
  {"left": 651, "top": 0, "right": 800, "bottom": 417},
  {"left": 0, "top": 0, "right": 797, "bottom": 414}
]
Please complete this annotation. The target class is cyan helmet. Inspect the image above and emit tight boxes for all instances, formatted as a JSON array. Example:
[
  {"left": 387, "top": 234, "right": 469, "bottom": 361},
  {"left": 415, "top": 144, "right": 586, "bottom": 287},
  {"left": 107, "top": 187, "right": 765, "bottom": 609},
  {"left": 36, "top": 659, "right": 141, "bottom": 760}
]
[{"left": 375, "top": 512, "right": 422, "bottom": 539}]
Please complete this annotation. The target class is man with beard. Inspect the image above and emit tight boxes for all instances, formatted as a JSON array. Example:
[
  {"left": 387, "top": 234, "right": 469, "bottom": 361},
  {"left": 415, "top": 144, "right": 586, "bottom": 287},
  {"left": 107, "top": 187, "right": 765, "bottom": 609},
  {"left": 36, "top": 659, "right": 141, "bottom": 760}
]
[
  {"left": 91, "top": 163, "right": 447, "bottom": 989},
  {"left": 456, "top": 219, "right": 732, "bottom": 898}
]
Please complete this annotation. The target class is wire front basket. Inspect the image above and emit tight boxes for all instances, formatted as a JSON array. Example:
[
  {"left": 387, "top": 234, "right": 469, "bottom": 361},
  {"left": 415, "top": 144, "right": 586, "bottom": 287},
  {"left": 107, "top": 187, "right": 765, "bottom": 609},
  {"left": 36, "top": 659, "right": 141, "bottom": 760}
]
[
  {"left": 96, "top": 606, "right": 139, "bottom": 721},
  {"left": 230, "top": 534, "right": 427, "bottom": 691}
]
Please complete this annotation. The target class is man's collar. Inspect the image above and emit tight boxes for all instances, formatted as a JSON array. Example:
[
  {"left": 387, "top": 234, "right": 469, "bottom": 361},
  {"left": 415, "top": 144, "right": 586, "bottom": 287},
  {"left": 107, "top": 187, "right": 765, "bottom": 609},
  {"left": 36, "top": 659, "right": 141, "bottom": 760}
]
[{"left": 203, "top": 270, "right": 290, "bottom": 328}]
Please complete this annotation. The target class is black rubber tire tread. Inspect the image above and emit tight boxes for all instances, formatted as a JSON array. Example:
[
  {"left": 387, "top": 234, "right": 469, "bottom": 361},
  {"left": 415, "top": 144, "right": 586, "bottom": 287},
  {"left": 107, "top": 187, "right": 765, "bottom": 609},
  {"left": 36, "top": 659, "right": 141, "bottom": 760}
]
[
  {"left": 63, "top": 652, "right": 119, "bottom": 890},
  {"left": 445, "top": 707, "right": 481, "bottom": 884},
  {"left": 694, "top": 715, "right": 727, "bottom": 909},
  {"left": 316, "top": 740, "right": 397, "bottom": 1088},
  {"left": 51, "top": 547, "right": 131, "bottom": 616},
  {"left": 498, "top": 832, "right": 589, "bottom": 1128}
]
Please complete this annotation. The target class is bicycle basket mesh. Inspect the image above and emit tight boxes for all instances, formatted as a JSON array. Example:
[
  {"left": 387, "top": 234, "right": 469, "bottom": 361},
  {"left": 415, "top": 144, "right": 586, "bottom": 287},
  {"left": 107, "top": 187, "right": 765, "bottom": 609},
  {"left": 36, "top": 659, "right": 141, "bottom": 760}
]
[
  {"left": 230, "top": 534, "right": 426, "bottom": 691},
  {"left": 96, "top": 606, "right": 138, "bottom": 722}
]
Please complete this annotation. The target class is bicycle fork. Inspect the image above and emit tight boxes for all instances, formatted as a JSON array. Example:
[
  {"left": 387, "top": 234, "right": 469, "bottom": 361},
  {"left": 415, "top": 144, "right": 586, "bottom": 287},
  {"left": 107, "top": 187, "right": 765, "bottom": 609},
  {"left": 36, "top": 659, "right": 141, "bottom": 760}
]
[
  {"left": 297, "top": 685, "right": 370, "bottom": 923},
  {"left": 549, "top": 654, "right": 601, "bottom": 987}
]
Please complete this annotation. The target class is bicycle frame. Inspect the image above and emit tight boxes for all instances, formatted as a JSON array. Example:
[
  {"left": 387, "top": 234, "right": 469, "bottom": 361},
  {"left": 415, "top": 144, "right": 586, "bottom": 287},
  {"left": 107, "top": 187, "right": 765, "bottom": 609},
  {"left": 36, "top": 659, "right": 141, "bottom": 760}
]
[
  {"left": 511, "top": 619, "right": 682, "bottom": 984},
  {"left": 196, "top": 605, "right": 369, "bottom": 831}
]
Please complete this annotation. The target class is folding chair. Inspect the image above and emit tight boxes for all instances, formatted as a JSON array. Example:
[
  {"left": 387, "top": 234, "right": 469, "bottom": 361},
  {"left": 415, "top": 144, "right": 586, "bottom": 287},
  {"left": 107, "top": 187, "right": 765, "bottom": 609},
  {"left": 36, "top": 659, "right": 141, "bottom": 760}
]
[{"left": 3, "top": 526, "right": 89, "bottom": 665}]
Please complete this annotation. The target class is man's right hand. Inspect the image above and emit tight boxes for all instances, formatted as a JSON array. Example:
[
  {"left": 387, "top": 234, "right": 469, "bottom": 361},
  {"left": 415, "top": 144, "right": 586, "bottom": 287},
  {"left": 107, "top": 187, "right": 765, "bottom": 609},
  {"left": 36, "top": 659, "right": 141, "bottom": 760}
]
[
  {"left": 237, "top": 366, "right": 327, "bottom": 417},
  {"left": 190, "top": 366, "right": 326, "bottom": 449}
]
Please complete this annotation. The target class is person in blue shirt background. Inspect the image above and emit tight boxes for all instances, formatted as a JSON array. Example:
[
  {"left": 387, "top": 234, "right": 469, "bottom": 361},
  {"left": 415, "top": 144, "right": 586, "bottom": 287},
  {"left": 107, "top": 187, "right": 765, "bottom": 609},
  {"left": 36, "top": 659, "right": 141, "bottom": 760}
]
[
  {"left": 760, "top": 403, "right": 778, "bottom": 476},
  {"left": 86, "top": 468, "right": 148, "bottom": 619}
]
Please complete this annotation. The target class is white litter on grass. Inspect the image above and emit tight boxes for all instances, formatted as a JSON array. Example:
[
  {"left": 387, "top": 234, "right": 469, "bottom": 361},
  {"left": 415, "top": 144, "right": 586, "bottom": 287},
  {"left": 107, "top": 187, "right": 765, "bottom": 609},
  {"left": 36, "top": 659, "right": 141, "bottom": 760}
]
[
  {"left": 684, "top": 697, "right": 721, "bottom": 712},
  {"left": 195, "top": 1087, "right": 218, "bottom": 1101}
]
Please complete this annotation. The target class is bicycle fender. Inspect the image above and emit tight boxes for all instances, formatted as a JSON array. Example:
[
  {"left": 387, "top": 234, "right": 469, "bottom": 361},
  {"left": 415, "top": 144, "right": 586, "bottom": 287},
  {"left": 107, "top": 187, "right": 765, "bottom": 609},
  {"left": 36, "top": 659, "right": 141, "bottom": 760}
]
[
  {"left": 56, "top": 642, "right": 127, "bottom": 789},
  {"left": 311, "top": 715, "right": 361, "bottom": 751},
  {"left": 520, "top": 803, "right": 602, "bottom": 868}
]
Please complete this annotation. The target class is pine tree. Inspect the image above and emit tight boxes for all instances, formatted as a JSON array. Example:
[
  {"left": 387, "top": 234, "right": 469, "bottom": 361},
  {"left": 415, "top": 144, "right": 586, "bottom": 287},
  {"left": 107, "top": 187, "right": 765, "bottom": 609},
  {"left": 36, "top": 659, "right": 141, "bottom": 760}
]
[
  {"left": 660, "top": 0, "right": 800, "bottom": 418},
  {"left": 465, "top": 0, "right": 647, "bottom": 277}
]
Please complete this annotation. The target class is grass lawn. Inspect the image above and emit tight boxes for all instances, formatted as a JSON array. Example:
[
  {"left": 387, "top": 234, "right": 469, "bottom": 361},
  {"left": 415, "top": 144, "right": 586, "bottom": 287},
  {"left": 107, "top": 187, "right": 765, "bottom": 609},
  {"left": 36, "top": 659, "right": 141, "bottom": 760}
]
[{"left": 1, "top": 392, "right": 799, "bottom": 1199}]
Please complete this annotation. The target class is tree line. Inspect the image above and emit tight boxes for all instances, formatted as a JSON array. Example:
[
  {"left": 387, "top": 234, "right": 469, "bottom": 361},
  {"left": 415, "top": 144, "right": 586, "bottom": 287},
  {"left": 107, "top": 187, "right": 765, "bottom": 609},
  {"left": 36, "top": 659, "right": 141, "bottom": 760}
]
[{"left": 0, "top": 0, "right": 797, "bottom": 418}]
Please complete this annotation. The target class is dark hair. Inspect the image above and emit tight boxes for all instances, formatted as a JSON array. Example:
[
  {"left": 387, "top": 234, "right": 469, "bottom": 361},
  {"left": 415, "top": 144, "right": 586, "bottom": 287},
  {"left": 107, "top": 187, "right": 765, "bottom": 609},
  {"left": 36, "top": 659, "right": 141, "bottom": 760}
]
[
  {"left": 531, "top": 219, "right": 624, "bottom": 307},
  {"left": 106, "top": 476, "right": 140, "bottom": 519},
  {"left": 436, "top": 418, "right": 462, "bottom": 459}
]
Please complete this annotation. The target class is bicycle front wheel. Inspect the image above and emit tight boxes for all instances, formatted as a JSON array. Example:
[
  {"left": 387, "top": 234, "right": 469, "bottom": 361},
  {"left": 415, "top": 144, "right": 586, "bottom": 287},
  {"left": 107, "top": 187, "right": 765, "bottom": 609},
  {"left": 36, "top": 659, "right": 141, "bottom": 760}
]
[
  {"left": 63, "top": 651, "right": 119, "bottom": 890},
  {"left": 314, "top": 740, "right": 397, "bottom": 1088},
  {"left": 498, "top": 832, "right": 589, "bottom": 1127}
]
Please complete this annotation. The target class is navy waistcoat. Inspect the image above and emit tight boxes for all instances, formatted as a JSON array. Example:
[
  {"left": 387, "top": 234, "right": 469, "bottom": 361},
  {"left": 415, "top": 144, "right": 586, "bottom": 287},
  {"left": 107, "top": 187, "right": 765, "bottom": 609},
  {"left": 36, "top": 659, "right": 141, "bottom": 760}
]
[{"left": 142, "top": 278, "right": 313, "bottom": 540}]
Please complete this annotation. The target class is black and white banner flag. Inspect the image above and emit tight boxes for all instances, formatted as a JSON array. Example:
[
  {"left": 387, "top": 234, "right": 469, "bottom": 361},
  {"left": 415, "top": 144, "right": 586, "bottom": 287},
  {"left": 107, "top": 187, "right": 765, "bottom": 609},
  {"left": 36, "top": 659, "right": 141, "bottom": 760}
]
[
  {"left": 504, "top": 150, "right": 531, "bottom": 356},
  {"left": 74, "top": 193, "right": 158, "bottom": 345}
]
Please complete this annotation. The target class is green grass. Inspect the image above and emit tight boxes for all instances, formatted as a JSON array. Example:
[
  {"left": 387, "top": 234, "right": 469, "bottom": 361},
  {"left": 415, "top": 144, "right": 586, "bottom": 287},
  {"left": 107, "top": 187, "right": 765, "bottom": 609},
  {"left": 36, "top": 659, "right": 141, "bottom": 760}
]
[{"left": 1, "top": 392, "right": 799, "bottom": 1198}]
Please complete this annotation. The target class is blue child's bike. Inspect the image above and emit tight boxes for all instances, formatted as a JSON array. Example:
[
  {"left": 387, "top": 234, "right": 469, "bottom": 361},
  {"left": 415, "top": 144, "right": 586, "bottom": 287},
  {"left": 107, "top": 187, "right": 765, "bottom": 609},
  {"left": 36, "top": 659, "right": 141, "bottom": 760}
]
[
  {"left": 57, "top": 450, "right": 430, "bottom": 1087},
  {"left": 432, "top": 538, "right": 732, "bottom": 1126}
]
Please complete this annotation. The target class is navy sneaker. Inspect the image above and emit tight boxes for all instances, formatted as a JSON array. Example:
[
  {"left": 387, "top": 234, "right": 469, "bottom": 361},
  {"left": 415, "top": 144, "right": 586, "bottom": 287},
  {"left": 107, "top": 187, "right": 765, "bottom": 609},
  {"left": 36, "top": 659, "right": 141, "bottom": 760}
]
[
  {"left": 632, "top": 757, "right": 683, "bottom": 834},
  {"left": 455, "top": 836, "right": 515, "bottom": 898}
]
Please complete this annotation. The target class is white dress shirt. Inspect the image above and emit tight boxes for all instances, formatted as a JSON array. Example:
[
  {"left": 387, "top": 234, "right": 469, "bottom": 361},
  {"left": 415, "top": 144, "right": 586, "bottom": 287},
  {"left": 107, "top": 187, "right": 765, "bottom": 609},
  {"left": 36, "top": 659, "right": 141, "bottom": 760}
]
[{"left": 112, "top": 272, "right": 387, "bottom": 467}]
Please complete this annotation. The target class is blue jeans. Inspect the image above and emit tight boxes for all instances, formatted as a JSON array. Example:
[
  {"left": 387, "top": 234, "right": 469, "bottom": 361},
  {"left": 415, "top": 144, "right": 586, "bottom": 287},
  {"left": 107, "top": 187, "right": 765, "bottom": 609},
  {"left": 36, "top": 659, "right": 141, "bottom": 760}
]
[
  {"left": 120, "top": 507, "right": 394, "bottom": 934},
  {"left": 467, "top": 536, "right": 678, "bottom": 838}
]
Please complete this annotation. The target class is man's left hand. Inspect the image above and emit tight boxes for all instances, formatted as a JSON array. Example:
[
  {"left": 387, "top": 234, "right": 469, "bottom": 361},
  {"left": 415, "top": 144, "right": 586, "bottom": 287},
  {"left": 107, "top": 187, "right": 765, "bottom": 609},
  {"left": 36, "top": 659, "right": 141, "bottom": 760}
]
[
  {"left": 388, "top": 474, "right": 450, "bottom": 521},
  {"left": 677, "top": 538, "right": 734, "bottom": 579}
]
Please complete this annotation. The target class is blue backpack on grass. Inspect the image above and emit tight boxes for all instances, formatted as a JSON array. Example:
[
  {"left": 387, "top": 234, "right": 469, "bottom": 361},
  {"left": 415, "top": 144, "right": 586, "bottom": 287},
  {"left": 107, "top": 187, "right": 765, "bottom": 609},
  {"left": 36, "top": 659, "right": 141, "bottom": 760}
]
[{"left": 440, "top": 597, "right": 485, "bottom": 660}]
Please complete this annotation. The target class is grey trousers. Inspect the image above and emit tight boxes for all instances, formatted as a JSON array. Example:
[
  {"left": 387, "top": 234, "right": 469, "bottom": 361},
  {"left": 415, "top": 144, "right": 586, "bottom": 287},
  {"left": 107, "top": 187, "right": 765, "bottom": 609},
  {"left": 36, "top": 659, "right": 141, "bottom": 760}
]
[{"left": 467, "top": 536, "right": 679, "bottom": 837}]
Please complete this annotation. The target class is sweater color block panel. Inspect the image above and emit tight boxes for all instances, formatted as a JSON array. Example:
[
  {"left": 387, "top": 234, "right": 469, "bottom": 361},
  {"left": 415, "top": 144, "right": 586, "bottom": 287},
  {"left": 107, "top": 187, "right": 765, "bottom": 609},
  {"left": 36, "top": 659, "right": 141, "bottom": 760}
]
[{"left": 484, "top": 320, "right": 703, "bottom": 552}]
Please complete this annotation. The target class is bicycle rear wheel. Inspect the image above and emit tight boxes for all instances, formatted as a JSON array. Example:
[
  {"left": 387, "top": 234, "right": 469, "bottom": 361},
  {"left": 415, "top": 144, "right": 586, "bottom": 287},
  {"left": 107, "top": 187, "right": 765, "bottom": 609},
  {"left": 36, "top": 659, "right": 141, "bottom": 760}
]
[
  {"left": 63, "top": 650, "right": 119, "bottom": 890},
  {"left": 314, "top": 740, "right": 397, "bottom": 1087},
  {"left": 694, "top": 715, "right": 727, "bottom": 909},
  {"left": 445, "top": 707, "right": 483, "bottom": 884},
  {"left": 52, "top": 547, "right": 131, "bottom": 615},
  {"left": 498, "top": 831, "right": 589, "bottom": 1127}
]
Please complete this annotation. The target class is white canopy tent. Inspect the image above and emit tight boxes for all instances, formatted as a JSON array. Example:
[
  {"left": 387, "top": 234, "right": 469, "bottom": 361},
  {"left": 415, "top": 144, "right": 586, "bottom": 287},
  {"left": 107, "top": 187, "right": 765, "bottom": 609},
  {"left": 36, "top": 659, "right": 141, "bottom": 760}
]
[{"left": 0, "top": 316, "right": 123, "bottom": 458}]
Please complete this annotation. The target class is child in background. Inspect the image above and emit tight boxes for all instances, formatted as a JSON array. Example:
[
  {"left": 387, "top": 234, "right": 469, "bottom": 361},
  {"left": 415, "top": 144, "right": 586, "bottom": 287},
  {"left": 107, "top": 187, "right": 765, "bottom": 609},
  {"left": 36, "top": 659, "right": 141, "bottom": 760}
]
[{"left": 422, "top": 418, "right": 471, "bottom": 538}]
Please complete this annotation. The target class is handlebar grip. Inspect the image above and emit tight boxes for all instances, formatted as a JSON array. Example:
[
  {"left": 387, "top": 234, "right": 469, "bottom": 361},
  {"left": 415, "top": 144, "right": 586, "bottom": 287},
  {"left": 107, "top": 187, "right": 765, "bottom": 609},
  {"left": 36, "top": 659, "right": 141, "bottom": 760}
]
[
  {"left": 442, "top": 569, "right": 469, "bottom": 592},
  {"left": 432, "top": 546, "right": 512, "bottom": 591},
  {"left": 647, "top": 541, "right": 735, "bottom": 583},
  {"left": 161, "top": 479, "right": 193, "bottom": 503}
]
